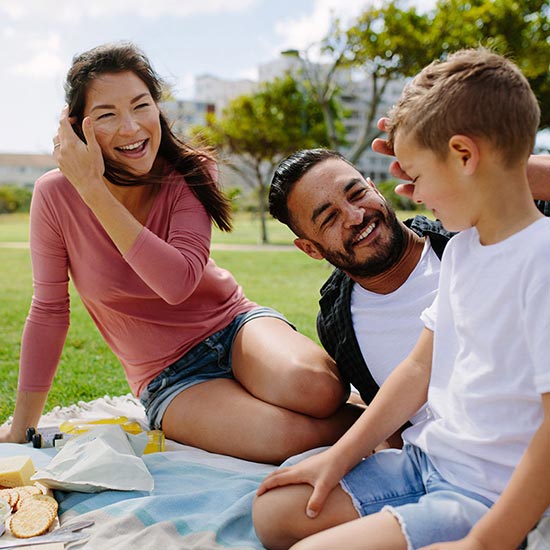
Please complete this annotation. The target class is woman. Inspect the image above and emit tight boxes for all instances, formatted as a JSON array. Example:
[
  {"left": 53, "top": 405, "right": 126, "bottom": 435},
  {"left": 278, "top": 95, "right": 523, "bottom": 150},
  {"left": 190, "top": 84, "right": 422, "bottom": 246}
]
[{"left": 0, "top": 42, "right": 359, "bottom": 463}]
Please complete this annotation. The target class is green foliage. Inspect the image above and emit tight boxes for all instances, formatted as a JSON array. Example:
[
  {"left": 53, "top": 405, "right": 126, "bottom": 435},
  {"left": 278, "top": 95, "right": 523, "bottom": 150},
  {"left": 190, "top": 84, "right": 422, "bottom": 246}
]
[
  {"left": 312, "top": 0, "right": 550, "bottom": 162},
  {"left": 0, "top": 185, "right": 32, "bottom": 214},
  {"left": 198, "top": 75, "right": 333, "bottom": 163},
  {"left": 427, "top": 0, "right": 550, "bottom": 126},
  {"left": 194, "top": 75, "right": 342, "bottom": 243}
]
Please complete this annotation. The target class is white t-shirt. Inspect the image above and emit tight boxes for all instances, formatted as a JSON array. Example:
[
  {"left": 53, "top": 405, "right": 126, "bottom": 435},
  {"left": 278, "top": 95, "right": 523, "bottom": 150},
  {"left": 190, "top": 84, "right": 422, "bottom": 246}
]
[
  {"left": 404, "top": 218, "right": 550, "bottom": 503},
  {"left": 351, "top": 240, "right": 440, "bottom": 423}
]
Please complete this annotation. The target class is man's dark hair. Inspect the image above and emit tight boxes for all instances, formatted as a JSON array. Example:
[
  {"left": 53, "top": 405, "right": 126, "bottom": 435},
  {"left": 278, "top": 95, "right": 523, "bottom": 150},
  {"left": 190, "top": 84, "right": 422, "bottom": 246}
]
[{"left": 269, "top": 148, "right": 351, "bottom": 233}]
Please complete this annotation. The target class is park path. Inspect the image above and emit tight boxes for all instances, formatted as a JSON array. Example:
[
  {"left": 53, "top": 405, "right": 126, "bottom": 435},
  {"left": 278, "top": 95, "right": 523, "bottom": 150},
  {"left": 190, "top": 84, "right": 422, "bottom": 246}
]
[{"left": 0, "top": 242, "right": 297, "bottom": 252}]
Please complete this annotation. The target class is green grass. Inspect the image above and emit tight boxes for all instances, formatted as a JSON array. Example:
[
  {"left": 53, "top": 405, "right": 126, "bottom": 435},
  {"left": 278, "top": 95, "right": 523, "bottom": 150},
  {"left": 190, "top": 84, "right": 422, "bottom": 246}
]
[
  {"left": 0, "top": 215, "right": 332, "bottom": 422},
  {"left": 0, "top": 213, "right": 30, "bottom": 242},
  {"left": 0, "top": 208, "right": 429, "bottom": 422}
]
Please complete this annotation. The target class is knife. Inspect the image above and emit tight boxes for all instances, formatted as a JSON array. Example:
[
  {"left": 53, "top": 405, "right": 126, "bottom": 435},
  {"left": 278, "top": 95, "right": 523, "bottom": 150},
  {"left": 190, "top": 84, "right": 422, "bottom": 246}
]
[{"left": 0, "top": 519, "right": 94, "bottom": 549}]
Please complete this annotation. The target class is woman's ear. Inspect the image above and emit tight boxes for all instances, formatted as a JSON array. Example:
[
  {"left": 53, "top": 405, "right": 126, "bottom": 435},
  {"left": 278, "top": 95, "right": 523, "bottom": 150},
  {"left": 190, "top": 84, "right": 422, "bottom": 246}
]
[
  {"left": 293, "top": 238, "right": 324, "bottom": 260},
  {"left": 448, "top": 135, "right": 480, "bottom": 176}
]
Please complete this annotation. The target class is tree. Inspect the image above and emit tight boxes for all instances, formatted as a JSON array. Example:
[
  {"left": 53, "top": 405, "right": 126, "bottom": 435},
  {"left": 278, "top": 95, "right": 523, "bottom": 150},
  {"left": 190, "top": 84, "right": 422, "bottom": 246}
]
[
  {"left": 194, "top": 75, "right": 338, "bottom": 243},
  {"left": 426, "top": 0, "right": 550, "bottom": 127},
  {"left": 293, "top": 0, "right": 550, "bottom": 164}
]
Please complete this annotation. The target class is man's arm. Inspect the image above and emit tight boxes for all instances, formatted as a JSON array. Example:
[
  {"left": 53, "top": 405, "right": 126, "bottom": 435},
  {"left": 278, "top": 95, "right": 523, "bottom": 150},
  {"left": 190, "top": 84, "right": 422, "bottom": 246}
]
[
  {"left": 527, "top": 155, "right": 550, "bottom": 201},
  {"left": 257, "top": 328, "right": 434, "bottom": 516}
]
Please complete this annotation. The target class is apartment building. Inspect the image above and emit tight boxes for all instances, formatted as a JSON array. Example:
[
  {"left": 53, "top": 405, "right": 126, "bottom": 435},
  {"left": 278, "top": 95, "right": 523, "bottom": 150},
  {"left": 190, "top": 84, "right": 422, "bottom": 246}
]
[{"left": 0, "top": 153, "right": 56, "bottom": 188}]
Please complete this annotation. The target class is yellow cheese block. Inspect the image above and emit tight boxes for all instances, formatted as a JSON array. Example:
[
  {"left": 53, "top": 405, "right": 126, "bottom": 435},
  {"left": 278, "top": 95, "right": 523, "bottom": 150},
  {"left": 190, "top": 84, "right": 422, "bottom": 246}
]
[{"left": 0, "top": 456, "right": 35, "bottom": 488}]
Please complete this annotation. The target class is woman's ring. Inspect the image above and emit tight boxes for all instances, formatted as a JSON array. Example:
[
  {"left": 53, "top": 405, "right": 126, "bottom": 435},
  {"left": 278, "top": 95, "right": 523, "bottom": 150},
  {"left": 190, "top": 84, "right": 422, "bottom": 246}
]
[{"left": 53, "top": 141, "right": 60, "bottom": 149}]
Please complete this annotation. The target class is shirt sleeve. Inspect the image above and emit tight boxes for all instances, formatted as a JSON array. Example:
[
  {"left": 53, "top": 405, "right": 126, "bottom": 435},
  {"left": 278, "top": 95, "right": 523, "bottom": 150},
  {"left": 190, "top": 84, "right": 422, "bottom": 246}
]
[
  {"left": 18, "top": 182, "right": 70, "bottom": 392},
  {"left": 123, "top": 173, "right": 214, "bottom": 305},
  {"left": 420, "top": 292, "right": 438, "bottom": 332}
]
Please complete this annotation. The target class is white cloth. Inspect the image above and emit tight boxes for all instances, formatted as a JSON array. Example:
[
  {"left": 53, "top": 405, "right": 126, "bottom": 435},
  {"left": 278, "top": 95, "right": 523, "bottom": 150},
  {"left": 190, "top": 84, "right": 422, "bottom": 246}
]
[
  {"left": 404, "top": 218, "right": 550, "bottom": 503},
  {"left": 351, "top": 239, "right": 440, "bottom": 423}
]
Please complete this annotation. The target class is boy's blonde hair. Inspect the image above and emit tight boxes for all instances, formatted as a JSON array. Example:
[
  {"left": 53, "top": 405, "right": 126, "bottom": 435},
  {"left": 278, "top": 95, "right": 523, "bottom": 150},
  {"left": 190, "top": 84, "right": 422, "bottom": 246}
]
[{"left": 387, "top": 48, "right": 540, "bottom": 166}]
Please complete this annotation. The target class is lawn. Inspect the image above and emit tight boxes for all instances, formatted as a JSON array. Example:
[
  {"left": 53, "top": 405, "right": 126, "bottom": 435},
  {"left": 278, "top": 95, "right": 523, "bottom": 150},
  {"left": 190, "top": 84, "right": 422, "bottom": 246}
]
[
  {"left": 0, "top": 213, "right": 332, "bottom": 422},
  {"left": 0, "top": 208, "right": 426, "bottom": 422}
]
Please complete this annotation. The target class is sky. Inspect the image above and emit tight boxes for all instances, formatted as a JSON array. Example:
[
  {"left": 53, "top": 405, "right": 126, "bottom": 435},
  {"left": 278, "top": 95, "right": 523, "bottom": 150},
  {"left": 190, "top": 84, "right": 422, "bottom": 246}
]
[{"left": 5, "top": 0, "right": 546, "bottom": 156}]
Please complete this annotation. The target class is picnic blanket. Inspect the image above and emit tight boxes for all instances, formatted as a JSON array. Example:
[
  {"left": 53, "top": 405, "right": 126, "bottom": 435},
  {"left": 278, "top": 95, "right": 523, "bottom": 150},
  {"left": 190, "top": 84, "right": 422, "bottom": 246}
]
[
  {"left": 1, "top": 394, "right": 279, "bottom": 549},
  {"left": 1, "top": 395, "right": 549, "bottom": 549}
]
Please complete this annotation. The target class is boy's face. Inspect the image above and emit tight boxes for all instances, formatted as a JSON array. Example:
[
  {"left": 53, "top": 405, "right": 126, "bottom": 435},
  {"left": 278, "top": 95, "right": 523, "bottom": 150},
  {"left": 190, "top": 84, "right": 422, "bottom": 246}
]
[{"left": 393, "top": 130, "right": 472, "bottom": 233}]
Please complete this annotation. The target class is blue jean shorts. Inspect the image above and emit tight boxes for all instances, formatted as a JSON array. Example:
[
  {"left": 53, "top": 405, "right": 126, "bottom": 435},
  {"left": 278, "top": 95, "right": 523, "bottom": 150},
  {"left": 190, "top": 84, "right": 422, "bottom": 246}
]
[
  {"left": 340, "top": 444, "right": 493, "bottom": 549},
  {"left": 139, "top": 306, "right": 294, "bottom": 430}
]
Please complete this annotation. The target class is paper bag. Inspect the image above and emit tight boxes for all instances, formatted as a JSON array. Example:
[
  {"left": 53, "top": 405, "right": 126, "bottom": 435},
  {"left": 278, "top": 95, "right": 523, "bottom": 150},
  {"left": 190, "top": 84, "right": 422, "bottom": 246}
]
[{"left": 32, "top": 424, "right": 154, "bottom": 493}]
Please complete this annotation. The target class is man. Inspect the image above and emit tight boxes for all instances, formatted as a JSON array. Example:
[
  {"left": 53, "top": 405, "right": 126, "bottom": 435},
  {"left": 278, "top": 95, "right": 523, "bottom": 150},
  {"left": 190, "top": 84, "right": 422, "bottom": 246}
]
[{"left": 269, "top": 145, "right": 550, "bottom": 413}]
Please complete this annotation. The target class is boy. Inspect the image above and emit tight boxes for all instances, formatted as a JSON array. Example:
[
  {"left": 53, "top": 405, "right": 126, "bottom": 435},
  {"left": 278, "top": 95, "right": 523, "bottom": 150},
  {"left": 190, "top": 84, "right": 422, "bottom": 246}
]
[{"left": 253, "top": 48, "right": 550, "bottom": 550}]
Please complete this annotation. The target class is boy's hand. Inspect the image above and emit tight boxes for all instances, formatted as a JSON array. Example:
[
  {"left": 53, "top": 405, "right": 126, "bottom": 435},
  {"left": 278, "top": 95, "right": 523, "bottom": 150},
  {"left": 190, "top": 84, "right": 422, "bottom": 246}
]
[{"left": 256, "top": 448, "right": 347, "bottom": 519}]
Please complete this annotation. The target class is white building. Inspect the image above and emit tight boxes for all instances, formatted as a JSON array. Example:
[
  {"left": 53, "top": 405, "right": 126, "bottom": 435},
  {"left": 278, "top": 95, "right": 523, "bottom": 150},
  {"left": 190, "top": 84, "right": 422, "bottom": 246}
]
[
  {"left": 160, "top": 99, "right": 216, "bottom": 139},
  {"left": 0, "top": 154, "right": 56, "bottom": 188},
  {"left": 193, "top": 75, "right": 257, "bottom": 115},
  {"left": 259, "top": 55, "right": 405, "bottom": 182},
  {"left": 161, "top": 55, "right": 407, "bottom": 188}
]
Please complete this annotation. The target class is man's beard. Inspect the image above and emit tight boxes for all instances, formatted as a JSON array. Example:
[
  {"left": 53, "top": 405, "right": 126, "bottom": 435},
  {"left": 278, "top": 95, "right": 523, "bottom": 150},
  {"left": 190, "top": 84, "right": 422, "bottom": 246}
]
[{"left": 314, "top": 208, "right": 407, "bottom": 278}]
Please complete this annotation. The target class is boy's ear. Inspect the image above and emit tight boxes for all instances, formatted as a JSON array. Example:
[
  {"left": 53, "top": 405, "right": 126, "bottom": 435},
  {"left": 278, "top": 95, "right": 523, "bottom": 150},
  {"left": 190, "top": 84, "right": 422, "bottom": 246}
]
[
  {"left": 294, "top": 237, "right": 324, "bottom": 260},
  {"left": 448, "top": 135, "right": 480, "bottom": 176}
]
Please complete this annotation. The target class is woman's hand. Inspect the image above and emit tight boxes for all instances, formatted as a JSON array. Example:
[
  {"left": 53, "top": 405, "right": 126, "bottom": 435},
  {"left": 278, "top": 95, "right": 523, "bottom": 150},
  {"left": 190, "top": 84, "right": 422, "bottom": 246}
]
[
  {"left": 371, "top": 117, "right": 416, "bottom": 200},
  {"left": 53, "top": 106, "right": 106, "bottom": 200},
  {"left": 256, "top": 448, "right": 348, "bottom": 519}
]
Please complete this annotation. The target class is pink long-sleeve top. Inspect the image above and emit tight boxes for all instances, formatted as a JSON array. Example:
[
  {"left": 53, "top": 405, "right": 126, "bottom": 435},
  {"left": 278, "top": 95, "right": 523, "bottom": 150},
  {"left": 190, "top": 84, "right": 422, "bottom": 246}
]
[{"left": 19, "top": 167, "right": 256, "bottom": 397}]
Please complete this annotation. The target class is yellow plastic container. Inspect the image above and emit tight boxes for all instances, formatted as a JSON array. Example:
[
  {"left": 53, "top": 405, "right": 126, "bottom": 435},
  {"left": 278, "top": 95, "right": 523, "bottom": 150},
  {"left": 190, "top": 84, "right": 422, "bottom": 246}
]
[
  {"left": 59, "top": 416, "right": 142, "bottom": 435},
  {"left": 59, "top": 417, "right": 165, "bottom": 453}
]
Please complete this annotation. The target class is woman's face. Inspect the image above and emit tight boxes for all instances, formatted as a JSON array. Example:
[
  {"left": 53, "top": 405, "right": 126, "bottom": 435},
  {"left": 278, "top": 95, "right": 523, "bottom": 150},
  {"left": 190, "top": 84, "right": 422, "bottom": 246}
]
[{"left": 83, "top": 71, "right": 161, "bottom": 176}]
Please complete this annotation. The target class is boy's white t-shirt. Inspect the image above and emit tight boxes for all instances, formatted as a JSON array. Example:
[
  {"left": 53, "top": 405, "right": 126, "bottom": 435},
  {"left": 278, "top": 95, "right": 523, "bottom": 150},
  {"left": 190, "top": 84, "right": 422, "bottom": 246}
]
[
  {"left": 404, "top": 217, "right": 550, "bottom": 503},
  {"left": 351, "top": 239, "right": 440, "bottom": 423}
]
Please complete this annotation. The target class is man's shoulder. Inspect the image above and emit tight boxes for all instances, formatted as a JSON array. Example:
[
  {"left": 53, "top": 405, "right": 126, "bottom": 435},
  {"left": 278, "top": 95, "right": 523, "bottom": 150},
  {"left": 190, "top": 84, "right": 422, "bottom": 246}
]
[
  {"left": 406, "top": 215, "right": 455, "bottom": 259},
  {"left": 405, "top": 215, "right": 453, "bottom": 238},
  {"left": 319, "top": 267, "right": 352, "bottom": 298}
]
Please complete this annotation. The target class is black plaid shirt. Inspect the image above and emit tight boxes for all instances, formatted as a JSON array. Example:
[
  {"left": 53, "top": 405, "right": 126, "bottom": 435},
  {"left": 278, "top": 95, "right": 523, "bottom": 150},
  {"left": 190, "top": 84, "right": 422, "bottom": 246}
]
[
  {"left": 317, "top": 203, "right": 550, "bottom": 405},
  {"left": 317, "top": 216, "right": 453, "bottom": 405}
]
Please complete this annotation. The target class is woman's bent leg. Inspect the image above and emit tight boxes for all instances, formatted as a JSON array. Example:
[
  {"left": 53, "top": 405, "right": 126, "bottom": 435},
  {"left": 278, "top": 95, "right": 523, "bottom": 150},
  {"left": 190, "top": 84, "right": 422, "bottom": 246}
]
[
  {"left": 231, "top": 316, "right": 349, "bottom": 418},
  {"left": 161, "top": 378, "right": 359, "bottom": 464}
]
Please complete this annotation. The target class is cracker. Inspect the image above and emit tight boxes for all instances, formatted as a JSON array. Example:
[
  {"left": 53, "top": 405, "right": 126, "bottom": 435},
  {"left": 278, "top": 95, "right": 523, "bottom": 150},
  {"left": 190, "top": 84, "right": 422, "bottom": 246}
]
[
  {"left": 9, "top": 495, "right": 58, "bottom": 538},
  {"left": 14, "top": 486, "right": 45, "bottom": 510},
  {"left": 0, "top": 488, "right": 18, "bottom": 510}
]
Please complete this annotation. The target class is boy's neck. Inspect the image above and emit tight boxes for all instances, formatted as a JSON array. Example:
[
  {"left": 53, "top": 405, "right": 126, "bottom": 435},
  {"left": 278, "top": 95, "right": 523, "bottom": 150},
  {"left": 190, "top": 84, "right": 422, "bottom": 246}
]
[{"left": 474, "top": 169, "right": 543, "bottom": 245}]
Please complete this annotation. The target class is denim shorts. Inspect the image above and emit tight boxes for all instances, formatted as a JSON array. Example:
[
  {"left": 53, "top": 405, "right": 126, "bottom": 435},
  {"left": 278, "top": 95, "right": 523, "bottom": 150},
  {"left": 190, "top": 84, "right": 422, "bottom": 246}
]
[
  {"left": 340, "top": 444, "right": 493, "bottom": 550},
  {"left": 139, "top": 306, "right": 294, "bottom": 430}
]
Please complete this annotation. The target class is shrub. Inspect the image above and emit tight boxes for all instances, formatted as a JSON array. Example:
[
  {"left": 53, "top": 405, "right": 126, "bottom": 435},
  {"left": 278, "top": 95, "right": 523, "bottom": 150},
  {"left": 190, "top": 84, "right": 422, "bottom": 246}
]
[{"left": 0, "top": 185, "right": 33, "bottom": 214}]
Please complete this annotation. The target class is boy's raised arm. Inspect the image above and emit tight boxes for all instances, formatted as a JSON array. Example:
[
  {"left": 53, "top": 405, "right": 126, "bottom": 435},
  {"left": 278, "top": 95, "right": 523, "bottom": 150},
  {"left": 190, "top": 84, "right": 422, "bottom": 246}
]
[{"left": 257, "top": 327, "right": 434, "bottom": 517}]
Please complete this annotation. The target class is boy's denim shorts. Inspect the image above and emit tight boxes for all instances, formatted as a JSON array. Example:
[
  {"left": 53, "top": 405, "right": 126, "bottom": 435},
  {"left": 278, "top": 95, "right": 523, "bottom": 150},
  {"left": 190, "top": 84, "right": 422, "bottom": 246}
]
[
  {"left": 139, "top": 306, "right": 294, "bottom": 430},
  {"left": 340, "top": 444, "right": 493, "bottom": 550}
]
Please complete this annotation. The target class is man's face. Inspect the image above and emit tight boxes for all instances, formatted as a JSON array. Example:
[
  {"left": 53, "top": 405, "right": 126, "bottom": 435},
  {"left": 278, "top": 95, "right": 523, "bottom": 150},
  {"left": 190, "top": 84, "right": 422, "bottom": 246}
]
[{"left": 288, "top": 158, "right": 407, "bottom": 278}]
